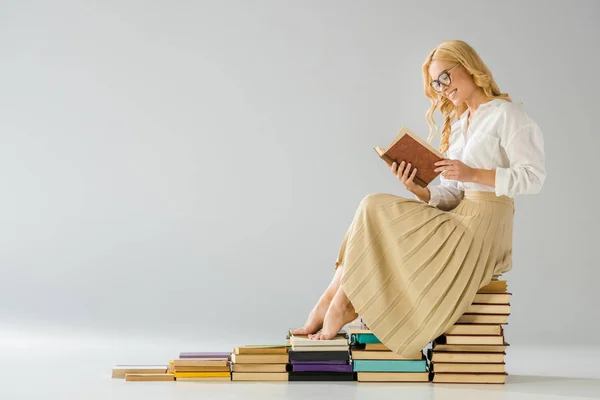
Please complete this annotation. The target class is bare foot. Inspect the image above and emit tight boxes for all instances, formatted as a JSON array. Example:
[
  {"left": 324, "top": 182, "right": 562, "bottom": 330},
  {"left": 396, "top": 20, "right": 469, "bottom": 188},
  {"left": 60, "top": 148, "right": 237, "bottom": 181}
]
[
  {"left": 291, "top": 266, "right": 344, "bottom": 335},
  {"left": 314, "top": 285, "right": 358, "bottom": 340},
  {"left": 291, "top": 302, "right": 330, "bottom": 335}
]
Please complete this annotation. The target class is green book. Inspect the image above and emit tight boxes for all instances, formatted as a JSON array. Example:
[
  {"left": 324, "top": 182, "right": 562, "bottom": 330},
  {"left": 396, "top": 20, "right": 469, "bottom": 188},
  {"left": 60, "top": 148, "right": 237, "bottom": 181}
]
[
  {"left": 352, "top": 360, "right": 428, "bottom": 372},
  {"left": 351, "top": 333, "right": 381, "bottom": 344}
]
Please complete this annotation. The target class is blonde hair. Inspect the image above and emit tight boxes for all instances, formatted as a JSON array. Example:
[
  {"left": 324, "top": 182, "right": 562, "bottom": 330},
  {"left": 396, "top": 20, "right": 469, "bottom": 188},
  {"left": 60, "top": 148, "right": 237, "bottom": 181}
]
[{"left": 422, "top": 40, "right": 511, "bottom": 154}]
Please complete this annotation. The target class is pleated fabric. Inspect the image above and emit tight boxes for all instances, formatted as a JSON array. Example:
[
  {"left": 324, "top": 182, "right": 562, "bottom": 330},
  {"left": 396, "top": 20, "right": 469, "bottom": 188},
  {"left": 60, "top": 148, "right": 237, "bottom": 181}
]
[{"left": 335, "top": 190, "right": 514, "bottom": 357}]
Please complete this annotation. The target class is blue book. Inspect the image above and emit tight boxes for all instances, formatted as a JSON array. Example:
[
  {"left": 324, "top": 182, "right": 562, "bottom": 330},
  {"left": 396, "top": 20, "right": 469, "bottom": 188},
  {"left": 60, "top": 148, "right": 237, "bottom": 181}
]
[{"left": 352, "top": 360, "right": 428, "bottom": 372}]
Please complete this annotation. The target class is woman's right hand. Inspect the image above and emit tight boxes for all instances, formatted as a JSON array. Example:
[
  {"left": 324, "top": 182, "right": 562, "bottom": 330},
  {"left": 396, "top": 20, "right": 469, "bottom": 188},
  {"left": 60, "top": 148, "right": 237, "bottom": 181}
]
[{"left": 391, "top": 161, "right": 420, "bottom": 193}]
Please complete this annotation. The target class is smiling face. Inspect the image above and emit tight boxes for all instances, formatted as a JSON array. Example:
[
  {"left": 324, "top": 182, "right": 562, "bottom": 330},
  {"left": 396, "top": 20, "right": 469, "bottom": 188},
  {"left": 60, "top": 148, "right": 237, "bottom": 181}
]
[{"left": 428, "top": 60, "right": 478, "bottom": 106}]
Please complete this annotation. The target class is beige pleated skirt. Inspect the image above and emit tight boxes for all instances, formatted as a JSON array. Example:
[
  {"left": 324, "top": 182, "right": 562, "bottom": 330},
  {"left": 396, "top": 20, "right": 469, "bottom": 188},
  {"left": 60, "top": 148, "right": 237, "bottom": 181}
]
[{"left": 335, "top": 190, "right": 514, "bottom": 357}]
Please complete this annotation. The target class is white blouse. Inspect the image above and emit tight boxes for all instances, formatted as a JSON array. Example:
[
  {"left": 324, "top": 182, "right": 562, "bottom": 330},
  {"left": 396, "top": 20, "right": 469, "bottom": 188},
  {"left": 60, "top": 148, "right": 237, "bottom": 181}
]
[{"left": 416, "top": 98, "right": 546, "bottom": 211}]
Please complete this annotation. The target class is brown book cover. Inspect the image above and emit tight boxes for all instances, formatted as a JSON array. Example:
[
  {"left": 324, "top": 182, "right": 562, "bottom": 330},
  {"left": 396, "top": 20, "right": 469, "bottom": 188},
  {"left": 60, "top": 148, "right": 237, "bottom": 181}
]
[{"left": 374, "top": 126, "right": 444, "bottom": 187}]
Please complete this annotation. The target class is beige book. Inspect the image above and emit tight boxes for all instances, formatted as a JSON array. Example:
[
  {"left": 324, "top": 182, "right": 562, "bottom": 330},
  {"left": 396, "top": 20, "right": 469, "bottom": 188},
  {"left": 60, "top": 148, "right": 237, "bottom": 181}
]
[
  {"left": 444, "top": 335, "right": 505, "bottom": 345},
  {"left": 348, "top": 328, "right": 373, "bottom": 334},
  {"left": 230, "top": 354, "right": 289, "bottom": 364},
  {"left": 357, "top": 372, "right": 429, "bottom": 382},
  {"left": 234, "top": 346, "right": 288, "bottom": 355},
  {"left": 290, "top": 334, "right": 348, "bottom": 346},
  {"left": 364, "top": 343, "right": 390, "bottom": 351},
  {"left": 351, "top": 350, "right": 422, "bottom": 360},
  {"left": 445, "top": 324, "right": 502, "bottom": 335},
  {"left": 467, "top": 304, "right": 511, "bottom": 314},
  {"left": 433, "top": 372, "right": 507, "bottom": 384},
  {"left": 457, "top": 314, "right": 509, "bottom": 324},
  {"left": 432, "top": 352, "right": 505, "bottom": 363},
  {"left": 174, "top": 371, "right": 230, "bottom": 378},
  {"left": 231, "top": 364, "right": 287, "bottom": 373},
  {"left": 432, "top": 343, "right": 508, "bottom": 353},
  {"left": 473, "top": 293, "right": 512, "bottom": 304},
  {"left": 112, "top": 365, "right": 168, "bottom": 379},
  {"left": 125, "top": 373, "right": 174, "bottom": 382},
  {"left": 232, "top": 372, "right": 288, "bottom": 381},
  {"left": 291, "top": 345, "right": 349, "bottom": 352},
  {"left": 174, "top": 366, "right": 231, "bottom": 372},
  {"left": 478, "top": 280, "right": 507, "bottom": 293},
  {"left": 434, "top": 363, "right": 505, "bottom": 373},
  {"left": 176, "top": 377, "right": 231, "bottom": 382},
  {"left": 173, "top": 359, "right": 229, "bottom": 368}
]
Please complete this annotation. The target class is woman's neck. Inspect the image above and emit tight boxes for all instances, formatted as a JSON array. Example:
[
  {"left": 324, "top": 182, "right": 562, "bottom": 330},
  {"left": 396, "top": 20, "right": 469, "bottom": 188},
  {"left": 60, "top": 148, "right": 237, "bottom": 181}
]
[{"left": 465, "top": 89, "right": 493, "bottom": 118}]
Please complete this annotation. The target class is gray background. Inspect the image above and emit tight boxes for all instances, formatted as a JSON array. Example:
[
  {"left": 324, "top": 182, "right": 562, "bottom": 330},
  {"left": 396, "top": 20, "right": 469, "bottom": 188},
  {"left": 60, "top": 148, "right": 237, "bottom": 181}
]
[{"left": 1, "top": 0, "right": 598, "bottom": 350}]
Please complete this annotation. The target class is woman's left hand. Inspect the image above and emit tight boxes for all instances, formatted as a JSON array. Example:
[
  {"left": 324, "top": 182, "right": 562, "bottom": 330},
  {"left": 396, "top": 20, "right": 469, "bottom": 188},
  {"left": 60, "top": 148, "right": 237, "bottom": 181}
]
[{"left": 434, "top": 159, "right": 475, "bottom": 182}]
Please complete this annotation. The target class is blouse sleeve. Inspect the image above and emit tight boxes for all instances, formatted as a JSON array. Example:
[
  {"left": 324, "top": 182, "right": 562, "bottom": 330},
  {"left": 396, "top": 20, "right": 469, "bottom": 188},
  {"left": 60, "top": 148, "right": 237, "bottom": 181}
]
[
  {"left": 425, "top": 175, "right": 464, "bottom": 211},
  {"left": 494, "top": 109, "right": 546, "bottom": 197}
]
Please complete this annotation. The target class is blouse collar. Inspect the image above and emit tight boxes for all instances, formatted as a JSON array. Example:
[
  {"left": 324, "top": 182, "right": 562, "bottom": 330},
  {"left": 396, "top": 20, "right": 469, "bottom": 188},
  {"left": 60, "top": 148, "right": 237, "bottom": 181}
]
[{"left": 458, "top": 98, "right": 506, "bottom": 121}]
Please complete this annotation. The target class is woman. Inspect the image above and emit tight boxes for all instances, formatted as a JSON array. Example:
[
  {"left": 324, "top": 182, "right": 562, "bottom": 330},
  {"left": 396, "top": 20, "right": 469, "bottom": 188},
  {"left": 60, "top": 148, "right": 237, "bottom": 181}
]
[{"left": 291, "top": 40, "right": 546, "bottom": 357}]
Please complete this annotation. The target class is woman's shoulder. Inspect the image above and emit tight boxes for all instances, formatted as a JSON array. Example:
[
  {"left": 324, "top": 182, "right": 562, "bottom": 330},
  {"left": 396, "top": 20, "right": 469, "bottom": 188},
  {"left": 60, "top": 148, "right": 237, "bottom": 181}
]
[{"left": 494, "top": 98, "right": 537, "bottom": 127}]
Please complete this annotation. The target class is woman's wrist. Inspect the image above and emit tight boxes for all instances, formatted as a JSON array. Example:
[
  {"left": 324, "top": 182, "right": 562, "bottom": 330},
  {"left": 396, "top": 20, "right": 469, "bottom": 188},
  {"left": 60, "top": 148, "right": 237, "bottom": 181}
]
[{"left": 412, "top": 186, "right": 431, "bottom": 203}]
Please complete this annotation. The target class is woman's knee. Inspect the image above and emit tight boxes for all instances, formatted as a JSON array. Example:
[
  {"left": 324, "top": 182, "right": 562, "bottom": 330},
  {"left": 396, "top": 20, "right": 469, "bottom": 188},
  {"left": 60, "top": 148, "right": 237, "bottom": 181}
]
[{"left": 359, "top": 192, "right": 394, "bottom": 210}]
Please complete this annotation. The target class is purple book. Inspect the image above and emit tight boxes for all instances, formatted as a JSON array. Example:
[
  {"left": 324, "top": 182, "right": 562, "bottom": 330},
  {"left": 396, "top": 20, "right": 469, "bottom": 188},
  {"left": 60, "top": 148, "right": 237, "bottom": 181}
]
[
  {"left": 292, "top": 364, "right": 353, "bottom": 373},
  {"left": 179, "top": 352, "right": 230, "bottom": 359},
  {"left": 291, "top": 360, "right": 348, "bottom": 365}
]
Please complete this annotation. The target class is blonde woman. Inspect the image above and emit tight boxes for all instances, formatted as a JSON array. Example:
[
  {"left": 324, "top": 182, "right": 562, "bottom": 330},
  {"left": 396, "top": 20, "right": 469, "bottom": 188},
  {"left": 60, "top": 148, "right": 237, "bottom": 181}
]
[{"left": 291, "top": 40, "right": 546, "bottom": 357}]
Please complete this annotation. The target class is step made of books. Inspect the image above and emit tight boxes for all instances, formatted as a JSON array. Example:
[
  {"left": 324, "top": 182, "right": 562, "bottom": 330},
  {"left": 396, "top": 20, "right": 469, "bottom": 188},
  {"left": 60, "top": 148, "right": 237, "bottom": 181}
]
[
  {"left": 349, "top": 328, "right": 430, "bottom": 382},
  {"left": 287, "top": 330, "right": 354, "bottom": 381},
  {"left": 428, "top": 278, "right": 510, "bottom": 384},
  {"left": 231, "top": 345, "right": 289, "bottom": 381}
]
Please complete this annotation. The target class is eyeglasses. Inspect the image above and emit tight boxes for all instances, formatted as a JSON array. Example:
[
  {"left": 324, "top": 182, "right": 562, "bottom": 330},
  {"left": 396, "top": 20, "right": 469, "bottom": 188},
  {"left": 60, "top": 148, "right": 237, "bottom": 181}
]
[{"left": 430, "top": 63, "right": 460, "bottom": 93}]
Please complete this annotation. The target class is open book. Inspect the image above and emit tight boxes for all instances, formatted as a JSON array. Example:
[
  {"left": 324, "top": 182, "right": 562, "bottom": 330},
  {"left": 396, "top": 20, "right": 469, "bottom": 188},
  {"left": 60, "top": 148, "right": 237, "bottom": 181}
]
[{"left": 374, "top": 126, "right": 445, "bottom": 187}]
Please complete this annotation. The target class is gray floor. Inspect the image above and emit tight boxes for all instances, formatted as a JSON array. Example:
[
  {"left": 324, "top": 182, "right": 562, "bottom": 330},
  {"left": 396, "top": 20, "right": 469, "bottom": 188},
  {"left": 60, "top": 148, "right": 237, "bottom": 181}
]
[{"left": 2, "top": 327, "right": 599, "bottom": 399}]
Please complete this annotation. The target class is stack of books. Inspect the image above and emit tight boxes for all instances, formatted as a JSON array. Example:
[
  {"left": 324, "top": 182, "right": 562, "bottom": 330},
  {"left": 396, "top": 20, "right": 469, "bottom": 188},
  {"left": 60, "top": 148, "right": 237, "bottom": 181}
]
[
  {"left": 111, "top": 365, "right": 173, "bottom": 381},
  {"left": 172, "top": 352, "right": 231, "bottom": 381},
  {"left": 428, "top": 277, "right": 510, "bottom": 384},
  {"left": 286, "top": 330, "right": 354, "bottom": 381},
  {"left": 230, "top": 345, "right": 289, "bottom": 381},
  {"left": 349, "top": 328, "right": 429, "bottom": 382}
]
